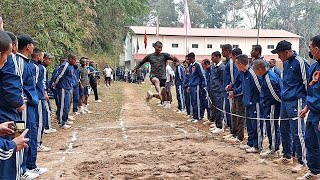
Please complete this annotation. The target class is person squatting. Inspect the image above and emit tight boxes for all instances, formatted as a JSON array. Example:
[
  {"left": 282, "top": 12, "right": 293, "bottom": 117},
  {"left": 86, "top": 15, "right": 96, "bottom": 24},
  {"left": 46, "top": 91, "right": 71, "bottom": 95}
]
[
  {"left": 0, "top": 27, "right": 102, "bottom": 179},
  {"left": 138, "top": 39, "right": 320, "bottom": 180}
]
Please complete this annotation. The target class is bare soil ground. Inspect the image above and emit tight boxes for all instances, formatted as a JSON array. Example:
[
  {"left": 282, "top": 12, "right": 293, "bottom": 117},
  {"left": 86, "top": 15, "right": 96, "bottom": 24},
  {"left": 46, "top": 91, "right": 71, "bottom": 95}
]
[{"left": 37, "top": 82, "right": 304, "bottom": 179}]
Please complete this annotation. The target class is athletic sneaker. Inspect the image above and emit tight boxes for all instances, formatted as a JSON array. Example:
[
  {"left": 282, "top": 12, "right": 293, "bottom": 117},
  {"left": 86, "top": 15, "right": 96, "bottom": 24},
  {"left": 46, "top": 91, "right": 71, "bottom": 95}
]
[
  {"left": 176, "top": 110, "right": 183, "bottom": 114},
  {"left": 95, "top": 100, "right": 102, "bottom": 103},
  {"left": 37, "top": 145, "right": 51, "bottom": 152},
  {"left": 273, "top": 157, "right": 293, "bottom": 164},
  {"left": 192, "top": 119, "right": 199, "bottom": 123},
  {"left": 80, "top": 109, "right": 87, "bottom": 114},
  {"left": 66, "top": 121, "right": 74, "bottom": 125},
  {"left": 245, "top": 147, "right": 260, "bottom": 153},
  {"left": 292, "top": 164, "right": 307, "bottom": 173},
  {"left": 163, "top": 102, "right": 171, "bottom": 109},
  {"left": 158, "top": 103, "right": 164, "bottom": 107},
  {"left": 240, "top": 144, "right": 251, "bottom": 150},
  {"left": 60, "top": 124, "right": 71, "bottom": 129},
  {"left": 74, "top": 111, "right": 81, "bottom": 115},
  {"left": 44, "top": 128, "right": 57, "bottom": 134},
  {"left": 229, "top": 137, "right": 241, "bottom": 144},
  {"left": 210, "top": 123, "right": 216, "bottom": 128},
  {"left": 27, "top": 167, "right": 48, "bottom": 175},
  {"left": 84, "top": 108, "right": 92, "bottom": 114},
  {"left": 260, "top": 149, "right": 279, "bottom": 158},
  {"left": 209, "top": 127, "right": 217, "bottom": 131},
  {"left": 211, "top": 128, "right": 224, "bottom": 134},
  {"left": 297, "top": 172, "right": 320, "bottom": 180},
  {"left": 21, "top": 171, "right": 39, "bottom": 180}
]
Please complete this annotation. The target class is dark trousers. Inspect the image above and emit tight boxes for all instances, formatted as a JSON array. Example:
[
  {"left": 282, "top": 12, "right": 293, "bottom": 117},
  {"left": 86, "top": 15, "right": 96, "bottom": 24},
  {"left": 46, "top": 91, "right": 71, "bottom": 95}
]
[
  {"left": 305, "top": 113, "right": 320, "bottom": 174},
  {"left": 90, "top": 80, "right": 99, "bottom": 100},
  {"left": 231, "top": 96, "right": 245, "bottom": 141},
  {"left": 184, "top": 87, "right": 191, "bottom": 115},
  {"left": 209, "top": 91, "right": 224, "bottom": 129},
  {"left": 73, "top": 86, "right": 80, "bottom": 112}
]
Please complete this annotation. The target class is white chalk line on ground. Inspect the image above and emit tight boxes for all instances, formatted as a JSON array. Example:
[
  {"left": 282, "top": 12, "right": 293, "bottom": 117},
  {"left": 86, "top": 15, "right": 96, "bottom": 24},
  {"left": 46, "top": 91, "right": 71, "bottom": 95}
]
[
  {"left": 53, "top": 131, "right": 78, "bottom": 179},
  {"left": 119, "top": 108, "right": 128, "bottom": 140}
]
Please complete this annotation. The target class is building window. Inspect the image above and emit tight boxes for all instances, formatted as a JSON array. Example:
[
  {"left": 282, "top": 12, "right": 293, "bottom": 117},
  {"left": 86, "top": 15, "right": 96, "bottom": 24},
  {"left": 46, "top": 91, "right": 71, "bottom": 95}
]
[
  {"left": 172, "top": 43, "right": 178, "bottom": 48},
  {"left": 192, "top": 44, "right": 198, "bottom": 48},
  {"left": 267, "top": 45, "right": 275, "bottom": 49},
  {"left": 207, "top": 44, "right": 213, "bottom": 49},
  {"left": 233, "top": 44, "right": 239, "bottom": 48}
]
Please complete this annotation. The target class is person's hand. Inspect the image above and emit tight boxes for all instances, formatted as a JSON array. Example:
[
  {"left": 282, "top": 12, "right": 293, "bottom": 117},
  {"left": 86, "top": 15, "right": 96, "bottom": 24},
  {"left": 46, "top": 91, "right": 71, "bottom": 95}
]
[
  {"left": 299, "top": 106, "right": 309, "bottom": 118},
  {"left": 0, "top": 122, "right": 15, "bottom": 136},
  {"left": 17, "top": 105, "right": 24, "bottom": 112},
  {"left": 12, "top": 129, "right": 29, "bottom": 151},
  {"left": 225, "top": 83, "right": 232, "bottom": 91},
  {"left": 44, "top": 91, "right": 49, "bottom": 101},
  {"left": 187, "top": 87, "right": 190, "bottom": 93},
  {"left": 228, "top": 91, "right": 234, "bottom": 99}
]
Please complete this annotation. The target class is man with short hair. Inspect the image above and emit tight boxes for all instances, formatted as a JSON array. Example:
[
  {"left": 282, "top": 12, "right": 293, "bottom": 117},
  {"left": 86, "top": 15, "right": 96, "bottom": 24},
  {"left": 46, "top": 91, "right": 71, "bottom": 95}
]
[
  {"left": 251, "top": 45, "right": 267, "bottom": 61},
  {"left": 232, "top": 54, "right": 262, "bottom": 153},
  {"left": 52, "top": 54, "right": 77, "bottom": 129},
  {"left": 163, "top": 62, "right": 174, "bottom": 108},
  {"left": 187, "top": 52, "right": 207, "bottom": 123},
  {"left": 42, "top": 53, "right": 57, "bottom": 134},
  {"left": 269, "top": 59, "right": 282, "bottom": 79},
  {"left": 222, "top": 44, "right": 238, "bottom": 135},
  {"left": 16, "top": 34, "right": 47, "bottom": 179},
  {"left": 30, "top": 48, "right": 51, "bottom": 153},
  {"left": 253, "top": 59, "right": 281, "bottom": 158},
  {"left": 103, "top": 65, "right": 112, "bottom": 87},
  {"left": 183, "top": 59, "right": 191, "bottom": 118},
  {"left": 135, "top": 41, "right": 178, "bottom": 101},
  {"left": 208, "top": 51, "right": 225, "bottom": 134},
  {"left": 173, "top": 60, "right": 186, "bottom": 113},
  {"left": 298, "top": 34, "right": 320, "bottom": 180},
  {"left": 272, "top": 40, "right": 309, "bottom": 173},
  {"left": 200, "top": 59, "right": 211, "bottom": 121},
  {"left": 79, "top": 57, "right": 91, "bottom": 114}
]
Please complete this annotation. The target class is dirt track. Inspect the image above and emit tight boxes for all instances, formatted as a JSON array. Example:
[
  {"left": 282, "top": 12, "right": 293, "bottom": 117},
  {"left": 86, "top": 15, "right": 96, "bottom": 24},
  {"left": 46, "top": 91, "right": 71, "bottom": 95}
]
[{"left": 37, "top": 82, "right": 304, "bottom": 179}]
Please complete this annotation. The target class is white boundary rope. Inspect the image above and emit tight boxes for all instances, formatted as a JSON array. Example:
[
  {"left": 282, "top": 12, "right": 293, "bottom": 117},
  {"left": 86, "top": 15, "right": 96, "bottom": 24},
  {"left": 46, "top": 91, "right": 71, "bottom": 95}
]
[{"left": 204, "top": 88, "right": 299, "bottom": 121}]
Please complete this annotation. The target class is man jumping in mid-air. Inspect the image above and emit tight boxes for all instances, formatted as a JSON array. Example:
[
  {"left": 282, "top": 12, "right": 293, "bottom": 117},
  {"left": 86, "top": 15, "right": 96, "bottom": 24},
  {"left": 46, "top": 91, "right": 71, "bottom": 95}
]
[{"left": 135, "top": 41, "right": 178, "bottom": 101}]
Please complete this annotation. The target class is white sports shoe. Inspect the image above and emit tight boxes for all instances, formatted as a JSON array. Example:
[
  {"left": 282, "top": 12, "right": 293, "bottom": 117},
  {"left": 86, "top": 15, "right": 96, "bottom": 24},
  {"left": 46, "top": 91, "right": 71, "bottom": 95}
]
[
  {"left": 240, "top": 144, "right": 251, "bottom": 150},
  {"left": 80, "top": 109, "right": 87, "bottom": 114},
  {"left": 84, "top": 108, "right": 92, "bottom": 114},
  {"left": 74, "top": 111, "right": 81, "bottom": 115},
  {"left": 95, "top": 100, "right": 102, "bottom": 103},
  {"left": 245, "top": 147, "right": 260, "bottom": 153},
  {"left": 211, "top": 128, "right": 224, "bottom": 134},
  {"left": 60, "top": 124, "right": 71, "bottom": 129},
  {"left": 260, "top": 149, "right": 279, "bottom": 158},
  {"left": 27, "top": 167, "right": 48, "bottom": 175},
  {"left": 223, "top": 134, "right": 233, "bottom": 140},
  {"left": 66, "top": 121, "right": 74, "bottom": 125},
  {"left": 37, "top": 145, "right": 51, "bottom": 152},
  {"left": 297, "top": 171, "right": 320, "bottom": 180},
  {"left": 21, "top": 171, "right": 39, "bottom": 180},
  {"left": 210, "top": 123, "right": 216, "bottom": 128},
  {"left": 44, "top": 128, "right": 57, "bottom": 134},
  {"left": 176, "top": 110, "right": 183, "bottom": 114}
]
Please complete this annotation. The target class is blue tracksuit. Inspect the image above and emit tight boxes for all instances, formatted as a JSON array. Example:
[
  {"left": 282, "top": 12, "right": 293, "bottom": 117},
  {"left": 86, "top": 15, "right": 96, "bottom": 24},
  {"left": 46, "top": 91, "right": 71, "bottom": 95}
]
[
  {"left": 271, "top": 66, "right": 282, "bottom": 79},
  {"left": 50, "top": 65, "right": 60, "bottom": 112},
  {"left": 72, "top": 67, "right": 80, "bottom": 112},
  {"left": 183, "top": 70, "right": 191, "bottom": 116},
  {"left": 188, "top": 61, "right": 207, "bottom": 120},
  {"left": 280, "top": 54, "right": 309, "bottom": 165},
  {"left": 305, "top": 61, "right": 320, "bottom": 174},
  {"left": 43, "top": 65, "right": 52, "bottom": 130},
  {"left": 223, "top": 58, "right": 240, "bottom": 129},
  {"left": 31, "top": 61, "right": 48, "bottom": 146},
  {"left": 52, "top": 61, "right": 74, "bottom": 126},
  {"left": 0, "top": 54, "right": 24, "bottom": 180},
  {"left": 260, "top": 70, "right": 281, "bottom": 152},
  {"left": 208, "top": 61, "right": 225, "bottom": 128},
  {"left": 200, "top": 68, "right": 210, "bottom": 119},
  {"left": 234, "top": 67, "right": 262, "bottom": 149},
  {"left": 175, "top": 64, "right": 185, "bottom": 111},
  {"left": 16, "top": 53, "right": 39, "bottom": 173}
]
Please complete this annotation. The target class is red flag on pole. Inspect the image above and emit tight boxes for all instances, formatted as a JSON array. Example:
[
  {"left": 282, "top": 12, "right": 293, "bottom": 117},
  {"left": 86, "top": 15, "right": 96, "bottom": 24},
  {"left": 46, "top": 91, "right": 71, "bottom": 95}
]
[{"left": 144, "top": 30, "right": 147, "bottom": 49}]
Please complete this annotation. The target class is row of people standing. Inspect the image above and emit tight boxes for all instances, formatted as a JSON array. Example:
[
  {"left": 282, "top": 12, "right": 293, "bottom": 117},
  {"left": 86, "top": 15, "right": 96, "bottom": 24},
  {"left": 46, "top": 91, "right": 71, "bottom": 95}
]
[{"left": 173, "top": 39, "right": 319, "bottom": 180}]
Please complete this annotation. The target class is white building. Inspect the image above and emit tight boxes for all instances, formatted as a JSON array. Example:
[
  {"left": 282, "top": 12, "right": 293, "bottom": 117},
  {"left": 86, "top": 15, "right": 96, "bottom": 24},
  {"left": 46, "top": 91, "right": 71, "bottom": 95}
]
[{"left": 121, "top": 26, "right": 301, "bottom": 70}]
